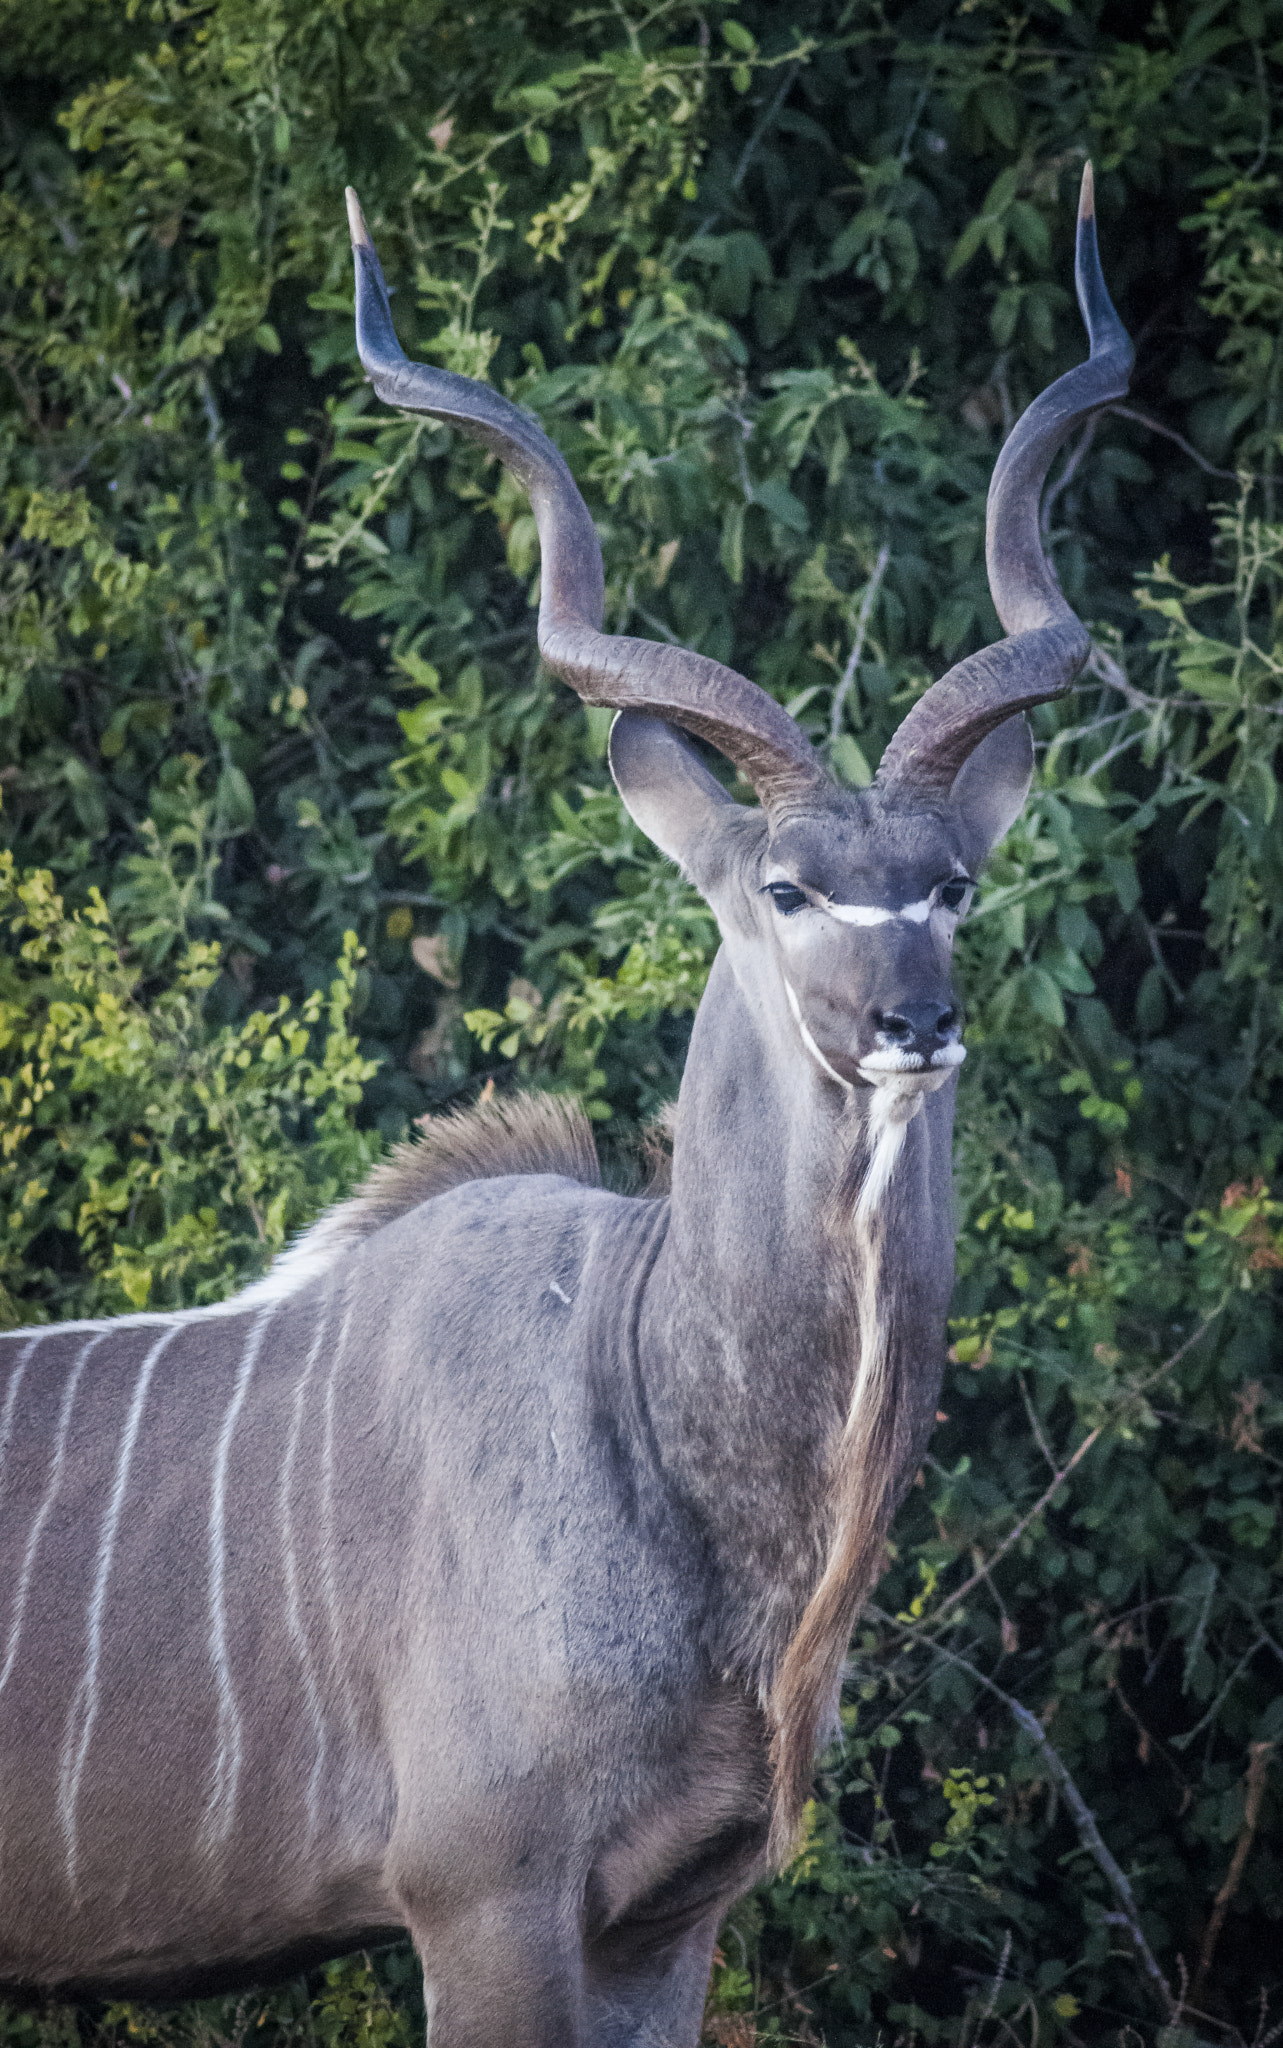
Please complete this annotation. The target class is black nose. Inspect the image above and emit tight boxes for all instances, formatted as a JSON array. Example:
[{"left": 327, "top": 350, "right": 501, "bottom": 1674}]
[{"left": 873, "top": 1000, "right": 959, "bottom": 1057}]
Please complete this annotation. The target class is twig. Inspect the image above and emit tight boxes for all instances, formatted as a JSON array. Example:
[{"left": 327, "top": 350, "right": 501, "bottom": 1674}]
[
  {"left": 1171, "top": 1635, "right": 1268, "bottom": 1753},
  {"left": 925, "top": 1427, "right": 1100, "bottom": 1629},
  {"left": 979, "top": 1928, "right": 1012, "bottom": 2030},
  {"left": 873, "top": 1619, "right": 1176, "bottom": 2022},
  {"left": 1041, "top": 415, "right": 1099, "bottom": 543},
  {"left": 731, "top": 62, "right": 800, "bottom": 192},
  {"left": 1082, "top": 641, "right": 1157, "bottom": 711},
  {"left": 1137, "top": 912, "right": 1186, "bottom": 1005},
  {"left": 1246, "top": 38, "right": 1271, "bottom": 183},
  {"left": 1191, "top": 1742, "right": 1276, "bottom": 2008},
  {"left": 896, "top": 31, "right": 945, "bottom": 168},
  {"left": 1019, "top": 1371, "right": 1062, "bottom": 1477},
  {"left": 829, "top": 543, "right": 891, "bottom": 742},
  {"left": 1107, "top": 1677, "right": 1191, "bottom": 1799},
  {"left": 924, "top": 1315, "right": 1222, "bottom": 1633},
  {"left": 1107, "top": 404, "right": 1242, "bottom": 482}
]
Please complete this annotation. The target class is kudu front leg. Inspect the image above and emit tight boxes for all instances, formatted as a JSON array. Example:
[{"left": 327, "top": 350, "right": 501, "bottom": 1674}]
[{"left": 409, "top": 1892, "right": 588, "bottom": 2048}]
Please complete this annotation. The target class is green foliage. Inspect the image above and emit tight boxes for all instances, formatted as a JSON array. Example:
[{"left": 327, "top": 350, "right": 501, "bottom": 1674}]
[
  {"left": 0, "top": 849, "right": 380, "bottom": 1320},
  {"left": 2, "top": 1, "right": 1282, "bottom": 2043}
]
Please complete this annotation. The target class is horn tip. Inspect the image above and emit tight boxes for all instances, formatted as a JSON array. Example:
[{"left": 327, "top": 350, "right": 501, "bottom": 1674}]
[
  {"left": 345, "top": 186, "right": 371, "bottom": 250},
  {"left": 1078, "top": 161, "right": 1095, "bottom": 223}
]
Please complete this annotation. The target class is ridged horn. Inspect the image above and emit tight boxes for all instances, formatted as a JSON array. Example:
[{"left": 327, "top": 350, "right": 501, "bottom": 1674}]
[
  {"left": 345, "top": 189, "right": 829, "bottom": 813},
  {"left": 877, "top": 163, "right": 1133, "bottom": 799}
]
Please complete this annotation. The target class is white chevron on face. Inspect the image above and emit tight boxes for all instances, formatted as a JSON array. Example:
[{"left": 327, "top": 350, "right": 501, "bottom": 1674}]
[{"left": 823, "top": 898, "right": 933, "bottom": 926}]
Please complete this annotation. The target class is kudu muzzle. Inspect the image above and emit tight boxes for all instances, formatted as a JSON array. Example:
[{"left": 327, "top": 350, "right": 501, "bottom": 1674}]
[{"left": 780, "top": 916, "right": 964, "bottom": 1091}]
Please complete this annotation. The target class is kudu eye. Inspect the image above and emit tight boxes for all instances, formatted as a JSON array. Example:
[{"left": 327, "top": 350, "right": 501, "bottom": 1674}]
[
  {"left": 764, "top": 882, "right": 809, "bottom": 916},
  {"left": 938, "top": 878, "right": 972, "bottom": 913}
]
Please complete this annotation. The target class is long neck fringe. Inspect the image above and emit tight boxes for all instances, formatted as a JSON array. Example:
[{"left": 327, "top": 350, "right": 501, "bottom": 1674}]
[{"left": 766, "top": 1090, "right": 917, "bottom": 1865}]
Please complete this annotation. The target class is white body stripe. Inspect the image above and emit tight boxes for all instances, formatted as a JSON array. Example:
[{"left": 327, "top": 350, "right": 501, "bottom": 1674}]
[
  {"left": 0, "top": 1333, "right": 106, "bottom": 1698},
  {"left": 0, "top": 1331, "right": 51, "bottom": 1517},
  {"left": 280, "top": 1299, "right": 332, "bottom": 1836},
  {"left": 202, "top": 1310, "right": 273, "bottom": 1847},
  {"left": 319, "top": 1295, "right": 361, "bottom": 1757},
  {"left": 59, "top": 1322, "right": 182, "bottom": 1886}
]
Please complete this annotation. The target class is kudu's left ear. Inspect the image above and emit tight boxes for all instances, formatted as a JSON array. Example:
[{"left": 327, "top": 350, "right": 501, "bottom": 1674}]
[
  {"left": 609, "top": 710, "right": 737, "bottom": 877},
  {"left": 948, "top": 713, "right": 1035, "bottom": 856}
]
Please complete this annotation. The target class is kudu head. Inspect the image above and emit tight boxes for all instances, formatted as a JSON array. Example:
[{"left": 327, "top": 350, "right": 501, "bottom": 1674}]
[{"left": 346, "top": 170, "right": 1131, "bottom": 1123}]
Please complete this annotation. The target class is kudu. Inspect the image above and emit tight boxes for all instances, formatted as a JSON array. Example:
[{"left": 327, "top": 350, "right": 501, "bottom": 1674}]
[{"left": 0, "top": 166, "right": 1131, "bottom": 2047}]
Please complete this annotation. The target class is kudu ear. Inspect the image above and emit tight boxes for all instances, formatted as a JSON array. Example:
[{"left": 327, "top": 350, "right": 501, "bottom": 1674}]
[
  {"left": 948, "top": 713, "right": 1035, "bottom": 856},
  {"left": 609, "top": 710, "right": 737, "bottom": 875}
]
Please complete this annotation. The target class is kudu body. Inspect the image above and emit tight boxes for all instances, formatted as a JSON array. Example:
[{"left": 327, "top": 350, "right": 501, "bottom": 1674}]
[{"left": 0, "top": 171, "right": 1131, "bottom": 2047}]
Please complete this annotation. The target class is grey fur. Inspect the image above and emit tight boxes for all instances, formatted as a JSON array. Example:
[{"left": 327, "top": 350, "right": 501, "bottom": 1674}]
[{"left": 0, "top": 172, "right": 1132, "bottom": 2046}]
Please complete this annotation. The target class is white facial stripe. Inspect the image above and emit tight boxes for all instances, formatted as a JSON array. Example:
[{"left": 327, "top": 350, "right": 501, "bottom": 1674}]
[
  {"left": 824, "top": 902, "right": 894, "bottom": 927},
  {"left": 784, "top": 979, "right": 853, "bottom": 1092},
  {"left": 822, "top": 896, "right": 934, "bottom": 925}
]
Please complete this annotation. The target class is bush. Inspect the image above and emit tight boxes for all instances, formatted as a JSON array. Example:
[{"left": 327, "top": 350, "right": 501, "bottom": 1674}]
[{"left": 1, "top": 2, "right": 1280, "bottom": 2042}]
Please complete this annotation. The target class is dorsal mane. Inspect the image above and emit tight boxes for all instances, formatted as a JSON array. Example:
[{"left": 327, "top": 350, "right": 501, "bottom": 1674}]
[
  {"left": 353, "top": 1088, "right": 602, "bottom": 1224},
  {"left": 239, "top": 1090, "right": 601, "bottom": 1306}
]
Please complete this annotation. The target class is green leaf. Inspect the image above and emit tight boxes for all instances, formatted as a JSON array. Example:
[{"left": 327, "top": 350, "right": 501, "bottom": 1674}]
[
  {"left": 215, "top": 764, "right": 255, "bottom": 833},
  {"left": 830, "top": 734, "right": 872, "bottom": 786},
  {"left": 1021, "top": 966, "right": 1066, "bottom": 1027},
  {"left": 976, "top": 81, "right": 1020, "bottom": 150}
]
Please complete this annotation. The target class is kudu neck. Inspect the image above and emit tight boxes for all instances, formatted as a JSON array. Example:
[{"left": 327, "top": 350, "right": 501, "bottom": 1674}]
[
  {"left": 638, "top": 945, "right": 883, "bottom": 1672},
  {"left": 668, "top": 942, "right": 858, "bottom": 1273}
]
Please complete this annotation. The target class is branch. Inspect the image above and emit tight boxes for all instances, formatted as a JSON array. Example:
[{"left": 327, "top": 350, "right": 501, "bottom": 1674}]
[
  {"left": 732, "top": 62, "right": 801, "bottom": 192},
  {"left": 1107, "top": 404, "right": 1242, "bottom": 482},
  {"left": 1041, "top": 414, "right": 1099, "bottom": 544},
  {"left": 871, "top": 1616, "right": 1176, "bottom": 2022},
  {"left": 829, "top": 543, "right": 891, "bottom": 743},
  {"left": 923, "top": 1315, "right": 1222, "bottom": 1634},
  {"left": 1191, "top": 1740, "right": 1276, "bottom": 2009}
]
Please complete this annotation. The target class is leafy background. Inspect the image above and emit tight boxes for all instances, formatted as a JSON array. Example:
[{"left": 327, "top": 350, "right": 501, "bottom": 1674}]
[{"left": 1, "top": 0, "right": 1281, "bottom": 2043}]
